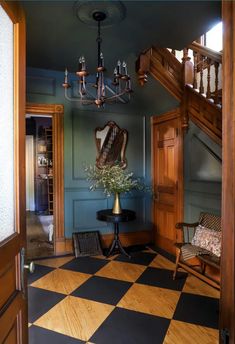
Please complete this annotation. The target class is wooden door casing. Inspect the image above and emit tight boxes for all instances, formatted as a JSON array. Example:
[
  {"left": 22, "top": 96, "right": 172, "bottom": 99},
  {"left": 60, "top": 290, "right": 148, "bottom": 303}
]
[
  {"left": 152, "top": 109, "right": 183, "bottom": 255},
  {"left": 0, "top": 1, "right": 26, "bottom": 343},
  {"left": 26, "top": 103, "right": 65, "bottom": 255},
  {"left": 220, "top": 2, "right": 235, "bottom": 343}
]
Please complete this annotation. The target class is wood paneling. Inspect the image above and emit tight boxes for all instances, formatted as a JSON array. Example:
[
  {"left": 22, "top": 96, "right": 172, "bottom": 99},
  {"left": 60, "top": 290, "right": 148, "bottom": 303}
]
[
  {"left": 151, "top": 109, "right": 183, "bottom": 255},
  {"left": 61, "top": 230, "right": 153, "bottom": 255},
  {"left": 151, "top": 48, "right": 183, "bottom": 100},
  {"left": 136, "top": 47, "right": 183, "bottom": 100},
  {"left": 26, "top": 103, "right": 64, "bottom": 255},
  {"left": 220, "top": 2, "right": 235, "bottom": 343},
  {"left": 186, "top": 86, "right": 222, "bottom": 145},
  {"left": 0, "top": 261, "right": 16, "bottom": 310},
  {"left": 3, "top": 321, "right": 18, "bottom": 344}
]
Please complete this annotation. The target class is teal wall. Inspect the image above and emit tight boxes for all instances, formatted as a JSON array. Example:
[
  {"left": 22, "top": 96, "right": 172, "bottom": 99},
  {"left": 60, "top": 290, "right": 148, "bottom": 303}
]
[
  {"left": 26, "top": 67, "right": 178, "bottom": 238},
  {"left": 26, "top": 67, "right": 221, "bottom": 237},
  {"left": 184, "top": 121, "right": 222, "bottom": 222}
]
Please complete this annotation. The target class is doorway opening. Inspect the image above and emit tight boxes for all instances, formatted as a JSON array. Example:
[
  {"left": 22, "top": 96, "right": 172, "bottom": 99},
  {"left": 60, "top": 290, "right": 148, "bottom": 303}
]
[
  {"left": 26, "top": 115, "right": 54, "bottom": 259},
  {"left": 25, "top": 102, "right": 65, "bottom": 260}
]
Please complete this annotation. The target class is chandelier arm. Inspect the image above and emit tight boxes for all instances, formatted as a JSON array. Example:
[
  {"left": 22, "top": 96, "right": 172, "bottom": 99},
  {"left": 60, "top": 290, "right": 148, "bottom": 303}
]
[
  {"left": 64, "top": 88, "right": 95, "bottom": 104},
  {"left": 104, "top": 90, "right": 130, "bottom": 101}
]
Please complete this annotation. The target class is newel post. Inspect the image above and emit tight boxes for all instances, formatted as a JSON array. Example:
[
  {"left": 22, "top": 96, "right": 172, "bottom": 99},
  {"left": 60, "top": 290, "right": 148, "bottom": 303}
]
[
  {"left": 182, "top": 48, "right": 194, "bottom": 85},
  {"left": 136, "top": 49, "right": 151, "bottom": 86}
]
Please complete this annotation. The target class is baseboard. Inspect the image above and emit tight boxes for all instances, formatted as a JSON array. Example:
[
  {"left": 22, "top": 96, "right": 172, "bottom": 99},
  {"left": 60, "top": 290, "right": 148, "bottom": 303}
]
[{"left": 55, "top": 230, "right": 153, "bottom": 255}]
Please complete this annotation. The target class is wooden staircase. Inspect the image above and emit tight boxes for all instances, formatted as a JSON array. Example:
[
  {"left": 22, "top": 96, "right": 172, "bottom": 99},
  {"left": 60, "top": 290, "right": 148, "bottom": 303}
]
[{"left": 136, "top": 42, "right": 222, "bottom": 145}]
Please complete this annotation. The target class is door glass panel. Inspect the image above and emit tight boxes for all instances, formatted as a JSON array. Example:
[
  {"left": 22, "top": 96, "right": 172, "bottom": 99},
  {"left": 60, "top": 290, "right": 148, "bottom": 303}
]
[{"left": 0, "top": 6, "right": 15, "bottom": 242}]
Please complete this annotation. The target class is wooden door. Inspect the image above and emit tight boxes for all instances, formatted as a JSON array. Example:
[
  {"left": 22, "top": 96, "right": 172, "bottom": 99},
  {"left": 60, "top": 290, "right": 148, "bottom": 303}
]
[
  {"left": 0, "top": 2, "right": 27, "bottom": 343},
  {"left": 152, "top": 109, "right": 183, "bottom": 255}
]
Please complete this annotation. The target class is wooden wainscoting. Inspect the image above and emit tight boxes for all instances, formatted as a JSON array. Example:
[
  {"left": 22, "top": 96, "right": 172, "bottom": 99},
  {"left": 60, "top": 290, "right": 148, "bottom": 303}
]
[{"left": 63, "top": 230, "right": 153, "bottom": 255}]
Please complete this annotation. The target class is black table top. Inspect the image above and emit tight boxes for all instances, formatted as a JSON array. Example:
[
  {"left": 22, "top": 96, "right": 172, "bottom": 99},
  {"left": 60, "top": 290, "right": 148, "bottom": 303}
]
[{"left": 97, "top": 209, "right": 136, "bottom": 223}]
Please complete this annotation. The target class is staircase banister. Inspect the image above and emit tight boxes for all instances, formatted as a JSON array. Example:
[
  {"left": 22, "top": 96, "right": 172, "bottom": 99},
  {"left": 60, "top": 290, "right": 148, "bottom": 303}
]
[
  {"left": 187, "top": 41, "right": 222, "bottom": 63},
  {"left": 152, "top": 46, "right": 182, "bottom": 68}
]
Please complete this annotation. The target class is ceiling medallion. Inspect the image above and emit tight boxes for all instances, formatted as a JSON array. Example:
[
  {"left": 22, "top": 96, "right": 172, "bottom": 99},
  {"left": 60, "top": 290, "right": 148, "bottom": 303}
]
[{"left": 62, "top": 2, "right": 132, "bottom": 108}]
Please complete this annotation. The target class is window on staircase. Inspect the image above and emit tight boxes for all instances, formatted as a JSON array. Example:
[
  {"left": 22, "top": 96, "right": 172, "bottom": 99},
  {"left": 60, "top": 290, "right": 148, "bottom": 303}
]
[{"left": 203, "top": 21, "right": 222, "bottom": 52}]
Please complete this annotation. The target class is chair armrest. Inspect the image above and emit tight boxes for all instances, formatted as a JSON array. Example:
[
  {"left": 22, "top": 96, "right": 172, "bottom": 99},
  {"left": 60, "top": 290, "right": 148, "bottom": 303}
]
[
  {"left": 175, "top": 222, "right": 199, "bottom": 229},
  {"left": 175, "top": 222, "right": 199, "bottom": 243}
]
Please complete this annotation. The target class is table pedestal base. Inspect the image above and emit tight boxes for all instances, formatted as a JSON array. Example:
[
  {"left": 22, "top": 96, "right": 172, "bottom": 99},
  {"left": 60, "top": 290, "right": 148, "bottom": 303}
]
[{"left": 106, "top": 223, "right": 130, "bottom": 258}]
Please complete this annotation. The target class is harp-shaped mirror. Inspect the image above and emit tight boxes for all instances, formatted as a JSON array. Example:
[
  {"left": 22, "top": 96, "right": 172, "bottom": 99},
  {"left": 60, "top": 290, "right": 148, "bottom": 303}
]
[{"left": 95, "top": 121, "right": 128, "bottom": 169}]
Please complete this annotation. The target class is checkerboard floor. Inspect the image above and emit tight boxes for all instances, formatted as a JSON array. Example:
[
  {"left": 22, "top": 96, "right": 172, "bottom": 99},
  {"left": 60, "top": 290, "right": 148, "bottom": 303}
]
[{"left": 28, "top": 247, "right": 220, "bottom": 344}]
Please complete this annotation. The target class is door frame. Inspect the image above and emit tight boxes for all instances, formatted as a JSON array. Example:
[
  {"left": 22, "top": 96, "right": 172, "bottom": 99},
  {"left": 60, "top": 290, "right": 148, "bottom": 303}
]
[
  {"left": 151, "top": 108, "right": 184, "bottom": 253},
  {"left": 26, "top": 102, "right": 65, "bottom": 255},
  {"left": 220, "top": 2, "right": 235, "bottom": 343}
]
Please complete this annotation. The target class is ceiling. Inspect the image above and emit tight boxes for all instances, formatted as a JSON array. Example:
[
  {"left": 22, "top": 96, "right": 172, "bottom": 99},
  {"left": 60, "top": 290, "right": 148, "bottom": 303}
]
[{"left": 22, "top": 1, "right": 221, "bottom": 73}]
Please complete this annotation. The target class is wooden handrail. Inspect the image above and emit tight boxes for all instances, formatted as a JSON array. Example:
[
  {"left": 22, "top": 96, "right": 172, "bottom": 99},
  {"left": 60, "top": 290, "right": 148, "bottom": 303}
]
[{"left": 188, "top": 41, "right": 222, "bottom": 63}]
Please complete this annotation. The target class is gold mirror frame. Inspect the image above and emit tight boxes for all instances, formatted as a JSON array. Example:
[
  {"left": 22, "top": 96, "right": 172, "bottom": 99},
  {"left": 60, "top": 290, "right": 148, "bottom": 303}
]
[{"left": 95, "top": 121, "right": 128, "bottom": 169}]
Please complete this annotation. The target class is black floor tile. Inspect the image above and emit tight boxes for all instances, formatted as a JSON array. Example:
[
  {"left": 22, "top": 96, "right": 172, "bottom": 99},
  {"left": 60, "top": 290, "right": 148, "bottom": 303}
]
[
  {"left": 173, "top": 292, "right": 219, "bottom": 329},
  {"left": 27, "top": 265, "right": 55, "bottom": 285},
  {"left": 90, "top": 307, "right": 170, "bottom": 344},
  {"left": 71, "top": 276, "right": 132, "bottom": 305},
  {"left": 29, "top": 325, "right": 85, "bottom": 344},
  {"left": 60, "top": 257, "right": 109, "bottom": 274},
  {"left": 153, "top": 246, "right": 175, "bottom": 263},
  {"left": 136, "top": 267, "right": 187, "bottom": 291},
  {"left": 28, "top": 286, "right": 66, "bottom": 323},
  {"left": 115, "top": 251, "right": 156, "bottom": 266}
]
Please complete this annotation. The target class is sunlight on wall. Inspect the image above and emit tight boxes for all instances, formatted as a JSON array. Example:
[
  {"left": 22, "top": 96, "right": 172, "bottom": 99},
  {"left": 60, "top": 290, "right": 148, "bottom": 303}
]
[{"left": 206, "top": 22, "right": 222, "bottom": 52}]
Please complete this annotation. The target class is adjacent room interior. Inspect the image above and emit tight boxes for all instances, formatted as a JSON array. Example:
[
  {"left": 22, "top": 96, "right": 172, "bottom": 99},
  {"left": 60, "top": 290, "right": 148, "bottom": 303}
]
[{"left": 26, "top": 115, "right": 54, "bottom": 259}]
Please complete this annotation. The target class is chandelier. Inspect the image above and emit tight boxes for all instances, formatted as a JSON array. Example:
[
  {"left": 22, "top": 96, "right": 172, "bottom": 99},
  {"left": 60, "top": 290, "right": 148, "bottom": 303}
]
[{"left": 62, "top": 11, "right": 132, "bottom": 108}]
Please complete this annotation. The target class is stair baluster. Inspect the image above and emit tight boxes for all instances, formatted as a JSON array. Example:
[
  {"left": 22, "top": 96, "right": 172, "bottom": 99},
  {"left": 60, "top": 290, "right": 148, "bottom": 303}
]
[
  {"left": 193, "top": 51, "right": 198, "bottom": 89},
  {"left": 214, "top": 62, "right": 219, "bottom": 105},
  {"left": 199, "top": 55, "right": 205, "bottom": 94},
  {"left": 206, "top": 58, "right": 211, "bottom": 99}
]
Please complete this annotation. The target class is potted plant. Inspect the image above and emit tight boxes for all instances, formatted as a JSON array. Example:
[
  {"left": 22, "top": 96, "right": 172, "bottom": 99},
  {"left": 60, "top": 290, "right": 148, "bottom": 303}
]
[{"left": 85, "top": 164, "right": 145, "bottom": 214}]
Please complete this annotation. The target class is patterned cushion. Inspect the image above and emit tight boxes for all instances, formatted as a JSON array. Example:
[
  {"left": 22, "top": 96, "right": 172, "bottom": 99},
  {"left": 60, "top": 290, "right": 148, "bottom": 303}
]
[
  {"left": 191, "top": 225, "right": 221, "bottom": 257},
  {"left": 199, "top": 212, "right": 221, "bottom": 232}
]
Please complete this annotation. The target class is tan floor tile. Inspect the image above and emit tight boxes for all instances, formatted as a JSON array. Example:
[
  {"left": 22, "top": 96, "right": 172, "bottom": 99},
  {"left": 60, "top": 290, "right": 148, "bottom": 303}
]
[
  {"left": 183, "top": 275, "right": 220, "bottom": 299},
  {"left": 93, "top": 254, "right": 118, "bottom": 261},
  {"left": 35, "top": 256, "right": 74, "bottom": 268},
  {"left": 31, "top": 268, "right": 91, "bottom": 294},
  {"left": 95, "top": 261, "right": 146, "bottom": 282},
  {"left": 117, "top": 283, "right": 180, "bottom": 319},
  {"left": 107, "top": 254, "right": 119, "bottom": 260},
  {"left": 149, "top": 254, "right": 176, "bottom": 270},
  {"left": 28, "top": 323, "right": 32, "bottom": 327},
  {"left": 143, "top": 247, "right": 157, "bottom": 254},
  {"left": 34, "top": 295, "right": 114, "bottom": 342},
  {"left": 92, "top": 255, "right": 107, "bottom": 260},
  {"left": 163, "top": 320, "right": 219, "bottom": 344}
]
